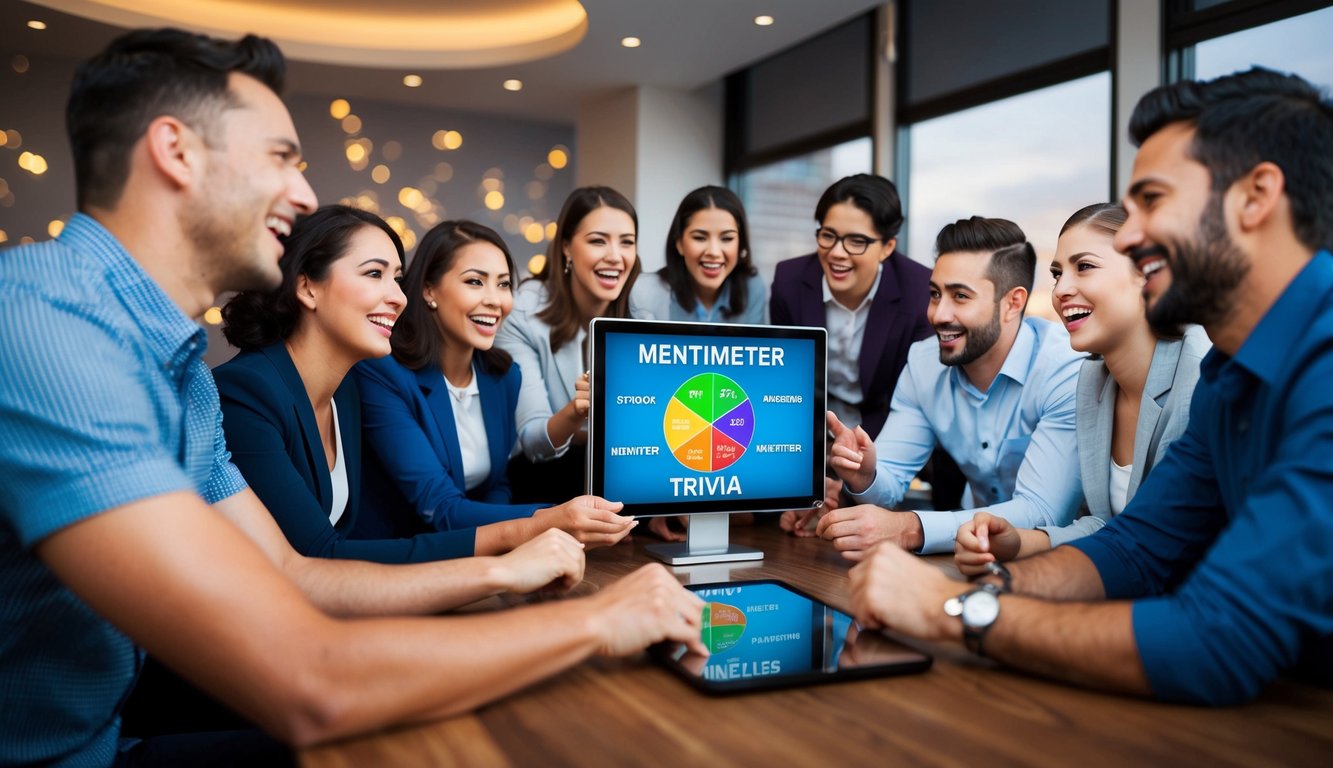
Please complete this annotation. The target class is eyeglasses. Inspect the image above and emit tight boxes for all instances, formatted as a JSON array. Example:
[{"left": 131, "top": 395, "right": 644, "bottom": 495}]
[{"left": 815, "top": 228, "right": 881, "bottom": 256}]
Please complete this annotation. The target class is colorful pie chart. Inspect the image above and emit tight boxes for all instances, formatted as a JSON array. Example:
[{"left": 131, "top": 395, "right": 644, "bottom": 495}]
[{"left": 662, "top": 373, "right": 753, "bottom": 472}]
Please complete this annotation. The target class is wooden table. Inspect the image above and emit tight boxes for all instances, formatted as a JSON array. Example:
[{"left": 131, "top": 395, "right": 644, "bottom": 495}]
[{"left": 302, "top": 525, "right": 1333, "bottom": 767}]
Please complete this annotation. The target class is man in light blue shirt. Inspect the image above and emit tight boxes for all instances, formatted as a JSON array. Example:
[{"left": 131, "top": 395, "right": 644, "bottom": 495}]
[{"left": 818, "top": 217, "right": 1084, "bottom": 555}]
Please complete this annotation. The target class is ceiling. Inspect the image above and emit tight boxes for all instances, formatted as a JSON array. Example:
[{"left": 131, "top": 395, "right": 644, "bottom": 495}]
[{"left": 5, "top": 0, "right": 887, "bottom": 123}]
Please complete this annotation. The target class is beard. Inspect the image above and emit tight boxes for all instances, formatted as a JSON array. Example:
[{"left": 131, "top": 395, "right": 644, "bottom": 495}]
[
  {"left": 181, "top": 161, "right": 282, "bottom": 296},
  {"left": 1145, "top": 191, "right": 1249, "bottom": 336},
  {"left": 937, "top": 299, "right": 1002, "bottom": 367}
]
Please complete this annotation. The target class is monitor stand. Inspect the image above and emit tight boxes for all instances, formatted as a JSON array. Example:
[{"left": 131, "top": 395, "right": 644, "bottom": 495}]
[{"left": 644, "top": 512, "right": 764, "bottom": 566}]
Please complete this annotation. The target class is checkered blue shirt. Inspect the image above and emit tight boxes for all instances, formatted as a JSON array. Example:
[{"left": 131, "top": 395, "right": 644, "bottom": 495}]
[{"left": 0, "top": 213, "right": 246, "bottom": 766}]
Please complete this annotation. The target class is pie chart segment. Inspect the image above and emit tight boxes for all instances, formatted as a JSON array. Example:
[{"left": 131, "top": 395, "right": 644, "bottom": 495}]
[
  {"left": 664, "top": 397, "right": 710, "bottom": 451},
  {"left": 676, "top": 428, "right": 713, "bottom": 472},
  {"left": 711, "top": 428, "right": 744, "bottom": 471},
  {"left": 677, "top": 373, "right": 716, "bottom": 421}
]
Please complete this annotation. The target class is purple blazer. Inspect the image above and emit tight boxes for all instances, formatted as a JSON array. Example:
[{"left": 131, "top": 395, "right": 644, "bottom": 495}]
[{"left": 769, "top": 251, "right": 933, "bottom": 439}]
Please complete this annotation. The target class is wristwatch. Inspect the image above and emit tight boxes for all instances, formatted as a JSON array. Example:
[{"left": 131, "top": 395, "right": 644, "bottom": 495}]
[{"left": 944, "top": 583, "right": 1002, "bottom": 656}]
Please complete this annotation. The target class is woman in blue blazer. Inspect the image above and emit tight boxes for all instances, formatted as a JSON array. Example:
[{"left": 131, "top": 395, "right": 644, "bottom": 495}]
[
  {"left": 955, "top": 203, "right": 1209, "bottom": 571},
  {"left": 217, "top": 206, "right": 628, "bottom": 562},
  {"left": 354, "top": 219, "right": 636, "bottom": 547}
]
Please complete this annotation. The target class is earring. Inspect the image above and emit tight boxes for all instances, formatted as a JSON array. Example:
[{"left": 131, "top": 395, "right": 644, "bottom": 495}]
[
  {"left": 426, "top": 299, "right": 438, "bottom": 309},
  {"left": 564, "top": 260, "right": 571, "bottom": 275}
]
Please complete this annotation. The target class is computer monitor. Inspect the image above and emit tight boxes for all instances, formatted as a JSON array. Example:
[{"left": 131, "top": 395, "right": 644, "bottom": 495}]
[{"left": 588, "top": 318, "right": 827, "bottom": 564}]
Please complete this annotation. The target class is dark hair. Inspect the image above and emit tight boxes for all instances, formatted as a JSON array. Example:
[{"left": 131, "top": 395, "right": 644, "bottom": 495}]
[
  {"left": 935, "top": 216, "right": 1036, "bottom": 308},
  {"left": 222, "top": 205, "right": 403, "bottom": 350},
  {"left": 658, "top": 186, "right": 758, "bottom": 318},
  {"left": 1129, "top": 66, "right": 1333, "bottom": 253},
  {"left": 537, "top": 186, "right": 641, "bottom": 353},
  {"left": 1060, "top": 202, "right": 1127, "bottom": 239},
  {"left": 814, "top": 174, "right": 904, "bottom": 241},
  {"left": 392, "top": 220, "right": 515, "bottom": 376},
  {"left": 68, "top": 28, "right": 286, "bottom": 211}
]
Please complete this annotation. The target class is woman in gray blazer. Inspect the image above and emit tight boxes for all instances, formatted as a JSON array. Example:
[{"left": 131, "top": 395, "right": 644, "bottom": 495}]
[
  {"left": 496, "top": 186, "right": 642, "bottom": 502},
  {"left": 955, "top": 203, "right": 1209, "bottom": 572}
]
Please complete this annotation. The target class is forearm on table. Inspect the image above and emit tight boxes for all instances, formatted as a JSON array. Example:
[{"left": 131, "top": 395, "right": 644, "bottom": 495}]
[
  {"left": 981, "top": 597, "right": 1150, "bottom": 697},
  {"left": 1005, "top": 545, "right": 1106, "bottom": 600},
  {"left": 283, "top": 553, "right": 516, "bottom": 616},
  {"left": 474, "top": 517, "right": 538, "bottom": 555}
]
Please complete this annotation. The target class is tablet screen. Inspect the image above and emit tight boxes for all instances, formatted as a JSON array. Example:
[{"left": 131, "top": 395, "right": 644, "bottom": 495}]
[{"left": 653, "top": 580, "right": 931, "bottom": 694}]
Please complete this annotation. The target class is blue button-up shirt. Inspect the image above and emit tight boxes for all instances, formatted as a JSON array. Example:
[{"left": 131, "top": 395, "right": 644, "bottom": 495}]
[
  {"left": 1071, "top": 251, "right": 1333, "bottom": 705},
  {"left": 848, "top": 317, "right": 1085, "bottom": 553},
  {"left": 0, "top": 214, "right": 247, "bottom": 766}
]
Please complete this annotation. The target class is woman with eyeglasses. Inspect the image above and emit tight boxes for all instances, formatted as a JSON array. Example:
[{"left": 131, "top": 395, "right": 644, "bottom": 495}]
[
  {"left": 769, "top": 174, "right": 933, "bottom": 442},
  {"left": 630, "top": 185, "right": 766, "bottom": 324}
]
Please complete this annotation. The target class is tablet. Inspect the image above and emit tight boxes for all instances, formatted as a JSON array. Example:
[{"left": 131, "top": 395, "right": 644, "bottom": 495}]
[{"left": 652, "top": 579, "right": 932, "bottom": 694}]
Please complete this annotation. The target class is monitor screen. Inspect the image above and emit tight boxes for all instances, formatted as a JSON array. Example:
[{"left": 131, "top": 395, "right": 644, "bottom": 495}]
[{"left": 588, "top": 319, "right": 826, "bottom": 517}]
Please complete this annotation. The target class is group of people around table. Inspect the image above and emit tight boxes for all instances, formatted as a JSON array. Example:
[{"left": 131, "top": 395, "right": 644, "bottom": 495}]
[{"left": 2, "top": 25, "right": 1331, "bottom": 768}]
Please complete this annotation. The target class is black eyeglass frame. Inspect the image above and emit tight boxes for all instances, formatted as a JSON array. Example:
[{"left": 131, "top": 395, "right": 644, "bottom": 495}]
[{"left": 814, "top": 228, "right": 885, "bottom": 256}]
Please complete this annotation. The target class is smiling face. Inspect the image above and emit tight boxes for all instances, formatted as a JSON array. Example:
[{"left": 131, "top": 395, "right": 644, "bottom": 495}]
[
  {"left": 183, "top": 72, "right": 317, "bottom": 295},
  {"left": 1115, "top": 121, "right": 1250, "bottom": 335},
  {"left": 301, "top": 225, "right": 405, "bottom": 362},
  {"left": 565, "top": 205, "right": 637, "bottom": 312},
  {"left": 928, "top": 251, "right": 1003, "bottom": 367},
  {"left": 676, "top": 206, "right": 740, "bottom": 307},
  {"left": 1050, "top": 224, "right": 1147, "bottom": 355},
  {"left": 424, "top": 241, "right": 514, "bottom": 355},
  {"left": 816, "top": 201, "right": 893, "bottom": 308}
]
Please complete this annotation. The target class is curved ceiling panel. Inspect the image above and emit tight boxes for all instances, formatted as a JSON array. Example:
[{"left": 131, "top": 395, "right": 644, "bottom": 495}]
[{"left": 35, "top": 0, "right": 588, "bottom": 68}]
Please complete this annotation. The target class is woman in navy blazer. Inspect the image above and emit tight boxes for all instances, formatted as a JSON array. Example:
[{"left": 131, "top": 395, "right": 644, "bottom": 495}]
[
  {"left": 354, "top": 219, "right": 636, "bottom": 547},
  {"left": 956, "top": 203, "right": 1208, "bottom": 571}
]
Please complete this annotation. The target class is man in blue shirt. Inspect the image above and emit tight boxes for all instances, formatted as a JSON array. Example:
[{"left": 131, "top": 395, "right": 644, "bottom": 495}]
[
  {"left": 847, "top": 67, "right": 1333, "bottom": 704},
  {"left": 806, "top": 218, "right": 1085, "bottom": 556},
  {"left": 0, "top": 28, "right": 705, "bottom": 767}
]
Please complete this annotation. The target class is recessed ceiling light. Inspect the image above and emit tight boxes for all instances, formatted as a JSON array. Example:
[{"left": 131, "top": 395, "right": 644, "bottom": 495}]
[
  {"left": 503, "top": 79, "right": 523, "bottom": 91},
  {"left": 27, "top": 20, "right": 47, "bottom": 30},
  {"left": 621, "top": 36, "right": 641, "bottom": 48},
  {"left": 754, "top": 15, "right": 774, "bottom": 26},
  {"left": 403, "top": 74, "right": 423, "bottom": 87}
]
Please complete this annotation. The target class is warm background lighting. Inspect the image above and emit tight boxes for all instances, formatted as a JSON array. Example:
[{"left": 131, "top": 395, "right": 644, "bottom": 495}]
[
  {"left": 621, "top": 36, "right": 641, "bottom": 48},
  {"left": 484, "top": 190, "right": 505, "bottom": 210},
  {"left": 328, "top": 99, "right": 351, "bottom": 119},
  {"left": 402, "top": 74, "right": 422, "bottom": 87},
  {"left": 547, "top": 146, "right": 569, "bottom": 169},
  {"left": 47, "top": 219, "right": 64, "bottom": 238},
  {"left": 371, "top": 164, "right": 391, "bottom": 184},
  {"left": 27, "top": 20, "right": 47, "bottom": 30},
  {"left": 203, "top": 307, "right": 223, "bottom": 325},
  {"left": 754, "top": 15, "right": 775, "bottom": 26},
  {"left": 503, "top": 79, "right": 523, "bottom": 91}
]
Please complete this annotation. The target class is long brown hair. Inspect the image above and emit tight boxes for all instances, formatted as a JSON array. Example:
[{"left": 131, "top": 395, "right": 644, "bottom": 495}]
[{"left": 535, "top": 186, "right": 641, "bottom": 353}]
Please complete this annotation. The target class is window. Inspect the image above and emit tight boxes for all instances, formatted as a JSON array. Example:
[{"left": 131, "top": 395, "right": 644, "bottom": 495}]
[
  {"left": 733, "top": 137, "right": 873, "bottom": 285},
  {"left": 902, "top": 73, "right": 1111, "bottom": 320},
  {"left": 1191, "top": 4, "right": 1333, "bottom": 87}
]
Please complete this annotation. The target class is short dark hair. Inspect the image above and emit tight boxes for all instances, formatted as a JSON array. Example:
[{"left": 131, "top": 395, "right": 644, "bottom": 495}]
[
  {"left": 222, "top": 205, "right": 403, "bottom": 350},
  {"left": 392, "top": 220, "right": 515, "bottom": 376},
  {"left": 68, "top": 28, "right": 286, "bottom": 210},
  {"left": 935, "top": 216, "right": 1035, "bottom": 306},
  {"left": 659, "top": 185, "right": 758, "bottom": 318},
  {"left": 814, "top": 174, "right": 904, "bottom": 241},
  {"left": 537, "top": 186, "right": 641, "bottom": 353},
  {"left": 1129, "top": 66, "right": 1333, "bottom": 253}
]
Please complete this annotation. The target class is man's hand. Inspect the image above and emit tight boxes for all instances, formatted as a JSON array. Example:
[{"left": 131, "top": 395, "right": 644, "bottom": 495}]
[
  {"left": 827, "top": 411, "right": 876, "bottom": 493},
  {"left": 779, "top": 477, "right": 841, "bottom": 537},
  {"left": 955, "top": 512, "right": 1023, "bottom": 576},
  {"left": 585, "top": 564, "right": 709, "bottom": 657},
  {"left": 849, "top": 544, "right": 959, "bottom": 641},
  {"left": 815, "top": 504, "right": 923, "bottom": 559},
  {"left": 533, "top": 496, "right": 636, "bottom": 548},
  {"left": 493, "top": 528, "right": 586, "bottom": 594}
]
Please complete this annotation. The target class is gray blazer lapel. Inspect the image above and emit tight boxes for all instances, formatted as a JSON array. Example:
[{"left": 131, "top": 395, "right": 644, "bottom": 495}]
[
  {"left": 1130, "top": 337, "right": 1184, "bottom": 495},
  {"left": 1077, "top": 359, "right": 1116, "bottom": 521}
]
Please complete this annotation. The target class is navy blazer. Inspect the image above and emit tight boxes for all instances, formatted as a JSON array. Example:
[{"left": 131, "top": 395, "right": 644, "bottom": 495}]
[
  {"left": 769, "top": 251, "right": 934, "bottom": 438},
  {"left": 354, "top": 354, "right": 541, "bottom": 533},
  {"left": 214, "top": 344, "right": 475, "bottom": 563}
]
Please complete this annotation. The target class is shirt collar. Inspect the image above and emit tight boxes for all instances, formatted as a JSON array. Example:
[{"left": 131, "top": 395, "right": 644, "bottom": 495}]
[
  {"left": 59, "top": 213, "right": 207, "bottom": 371},
  {"left": 1231, "top": 250, "right": 1333, "bottom": 385},
  {"left": 821, "top": 264, "right": 883, "bottom": 311}
]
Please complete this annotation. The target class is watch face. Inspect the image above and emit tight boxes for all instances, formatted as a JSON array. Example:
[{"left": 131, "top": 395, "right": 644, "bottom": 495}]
[{"left": 961, "top": 590, "right": 1000, "bottom": 627}]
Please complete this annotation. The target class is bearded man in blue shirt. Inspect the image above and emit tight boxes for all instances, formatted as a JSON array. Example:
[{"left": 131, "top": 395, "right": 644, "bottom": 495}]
[{"left": 847, "top": 67, "right": 1333, "bottom": 705}]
